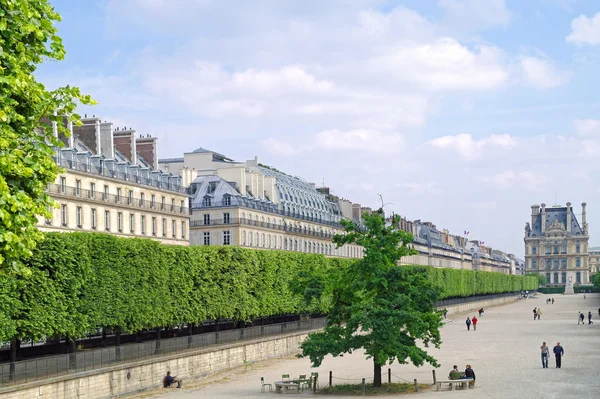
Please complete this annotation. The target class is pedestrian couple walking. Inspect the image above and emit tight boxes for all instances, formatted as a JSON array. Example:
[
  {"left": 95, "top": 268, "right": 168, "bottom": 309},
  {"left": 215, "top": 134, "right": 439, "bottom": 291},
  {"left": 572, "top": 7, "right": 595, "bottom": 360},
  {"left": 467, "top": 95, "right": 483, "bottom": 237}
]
[
  {"left": 540, "top": 342, "right": 564, "bottom": 368},
  {"left": 465, "top": 316, "right": 478, "bottom": 331},
  {"left": 578, "top": 311, "right": 594, "bottom": 324},
  {"left": 533, "top": 307, "right": 542, "bottom": 320}
]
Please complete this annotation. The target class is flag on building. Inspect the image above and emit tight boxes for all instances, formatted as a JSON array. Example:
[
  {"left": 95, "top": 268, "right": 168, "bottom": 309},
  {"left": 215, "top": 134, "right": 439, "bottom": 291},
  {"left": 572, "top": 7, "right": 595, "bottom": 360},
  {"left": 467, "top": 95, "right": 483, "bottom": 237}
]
[
  {"left": 464, "top": 230, "right": 470, "bottom": 235},
  {"left": 480, "top": 241, "right": 485, "bottom": 245}
]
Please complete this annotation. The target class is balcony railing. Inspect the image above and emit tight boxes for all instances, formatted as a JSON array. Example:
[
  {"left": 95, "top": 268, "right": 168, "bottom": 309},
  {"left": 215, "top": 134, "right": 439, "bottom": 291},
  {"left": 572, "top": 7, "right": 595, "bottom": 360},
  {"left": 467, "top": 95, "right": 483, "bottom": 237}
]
[
  {"left": 190, "top": 217, "right": 336, "bottom": 239},
  {"left": 47, "top": 184, "right": 189, "bottom": 217}
]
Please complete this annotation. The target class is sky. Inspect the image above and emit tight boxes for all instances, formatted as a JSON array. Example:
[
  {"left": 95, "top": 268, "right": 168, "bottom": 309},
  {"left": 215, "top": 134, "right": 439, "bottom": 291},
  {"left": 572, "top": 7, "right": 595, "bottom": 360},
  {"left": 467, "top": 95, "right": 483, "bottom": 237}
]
[{"left": 38, "top": 0, "right": 600, "bottom": 256}]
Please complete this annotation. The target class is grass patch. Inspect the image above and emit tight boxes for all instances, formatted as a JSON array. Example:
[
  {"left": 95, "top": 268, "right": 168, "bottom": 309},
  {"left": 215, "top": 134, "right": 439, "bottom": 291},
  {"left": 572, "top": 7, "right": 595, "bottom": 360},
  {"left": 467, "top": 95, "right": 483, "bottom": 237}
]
[{"left": 319, "top": 382, "right": 430, "bottom": 395}]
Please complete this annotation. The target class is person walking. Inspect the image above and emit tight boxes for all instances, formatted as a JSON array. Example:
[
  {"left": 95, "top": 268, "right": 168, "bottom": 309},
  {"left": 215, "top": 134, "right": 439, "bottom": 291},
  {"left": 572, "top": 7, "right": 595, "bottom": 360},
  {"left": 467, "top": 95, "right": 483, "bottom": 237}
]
[
  {"left": 579, "top": 312, "right": 585, "bottom": 325},
  {"left": 553, "top": 342, "right": 564, "bottom": 368},
  {"left": 552, "top": 298, "right": 554, "bottom": 304},
  {"left": 598, "top": 307, "right": 600, "bottom": 318},
  {"left": 540, "top": 342, "right": 549, "bottom": 368},
  {"left": 466, "top": 317, "right": 471, "bottom": 331},
  {"left": 443, "top": 309, "right": 448, "bottom": 319},
  {"left": 536, "top": 308, "right": 542, "bottom": 320},
  {"left": 588, "top": 311, "right": 594, "bottom": 324},
  {"left": 584, "top": 294, "right": 586, "bottom": 300},
  {"left": 533, "top": 307, "right": 538, "bottom": 320},
  {"left": 472, "top": 316, "right": 478, "bottom": 331}
]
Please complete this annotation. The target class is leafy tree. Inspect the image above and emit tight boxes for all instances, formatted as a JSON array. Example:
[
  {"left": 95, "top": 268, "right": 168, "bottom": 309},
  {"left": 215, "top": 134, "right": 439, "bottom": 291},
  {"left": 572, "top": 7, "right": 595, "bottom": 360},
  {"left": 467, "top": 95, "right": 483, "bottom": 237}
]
[
  {"left": 526, "top": 272, "right": 545, "bottom": 287},
  {"left": 299, "top": 209, "right": 443, "bottom": 387},
  {"left": 593, "top": 272, "right": 600, "bottom": 290},
  {"left": 0, "top": 0, "right": 94, "bottom": 273}
]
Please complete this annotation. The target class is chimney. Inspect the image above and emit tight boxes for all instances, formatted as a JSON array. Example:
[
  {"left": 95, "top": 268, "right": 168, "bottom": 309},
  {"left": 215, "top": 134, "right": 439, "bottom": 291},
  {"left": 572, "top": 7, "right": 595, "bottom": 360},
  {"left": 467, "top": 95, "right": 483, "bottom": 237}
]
[
  {"left": 531, "top": 204, "right": 540, "bottom": 227},
  {"left": 582, "top": 202, "right": 587, "bottom": 233},
  {"left": 135, "top": 135, "right": 158, "bottom": 170},
  {"left": 113, "top": 128, "right": 137, "bottom": 164},
  {"left": 541, "top": 203, "right": 546, "bottom": 234},
  {"left": 566, "top": 202, "right": 572, "bottom": 233},
  {"left": 98, "top": 121, "right": 114, "bottom": 158}
]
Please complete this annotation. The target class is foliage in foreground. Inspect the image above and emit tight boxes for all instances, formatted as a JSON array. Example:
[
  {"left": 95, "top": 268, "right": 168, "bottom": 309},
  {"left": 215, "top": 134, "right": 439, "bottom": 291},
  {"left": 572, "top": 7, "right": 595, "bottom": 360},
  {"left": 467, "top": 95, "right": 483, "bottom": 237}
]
[
  {"left": 0, "top": 0, "right": 94, "bottom": 273},
  {"left": 299, "top": 209, "right": 442, "bottom": 388},
  {"left": 320, "top": 382, "right": 429, "bottom": 395},
  {"left": 0, "top": 231, "right": 538, "bottom": 346}
]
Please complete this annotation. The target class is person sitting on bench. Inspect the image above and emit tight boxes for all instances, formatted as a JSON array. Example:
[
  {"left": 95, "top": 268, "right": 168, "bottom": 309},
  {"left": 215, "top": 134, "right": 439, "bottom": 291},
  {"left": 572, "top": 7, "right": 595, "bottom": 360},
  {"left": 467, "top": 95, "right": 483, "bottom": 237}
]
[
  {"left": 164, "top": 371, "right": 182, "bottom": 388},
  {"left": 449, "top": 365, "right": 462, "bottom": 380}
]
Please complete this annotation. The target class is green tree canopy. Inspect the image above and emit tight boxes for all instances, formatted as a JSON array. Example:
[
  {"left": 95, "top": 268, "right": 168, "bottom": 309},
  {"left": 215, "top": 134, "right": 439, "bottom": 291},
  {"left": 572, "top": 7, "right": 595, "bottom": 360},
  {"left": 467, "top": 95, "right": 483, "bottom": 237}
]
[
  {"left": 299, "top": 209, "right": 443, "bottom": 387},
  {"left": 0, "top": 0, "right": 94, "bottom": 273}
]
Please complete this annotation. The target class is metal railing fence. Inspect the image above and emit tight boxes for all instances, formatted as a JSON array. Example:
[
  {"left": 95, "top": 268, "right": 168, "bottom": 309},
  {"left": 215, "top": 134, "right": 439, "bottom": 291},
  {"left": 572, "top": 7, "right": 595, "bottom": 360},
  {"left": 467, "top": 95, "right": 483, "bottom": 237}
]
[{"left": 0, "top": 318, "right": 326, "bottom": 387}]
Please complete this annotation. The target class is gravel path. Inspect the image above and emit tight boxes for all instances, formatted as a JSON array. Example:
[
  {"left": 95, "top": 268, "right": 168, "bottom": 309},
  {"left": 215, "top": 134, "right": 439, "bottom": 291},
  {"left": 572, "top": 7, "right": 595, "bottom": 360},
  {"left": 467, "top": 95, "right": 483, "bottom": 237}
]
[{"left": 134, "top": 293, "right": 600, "bottom": 399}]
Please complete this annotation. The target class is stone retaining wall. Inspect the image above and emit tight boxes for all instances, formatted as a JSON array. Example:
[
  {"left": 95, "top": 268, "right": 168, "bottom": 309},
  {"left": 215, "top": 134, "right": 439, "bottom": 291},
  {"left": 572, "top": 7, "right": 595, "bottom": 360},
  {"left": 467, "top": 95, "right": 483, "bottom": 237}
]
[
  {"left": 441, "top": 295, "right": 517, "bottom": 316},
  {"left": 0, "top": 331, "right": 311, "bottom": 399}
]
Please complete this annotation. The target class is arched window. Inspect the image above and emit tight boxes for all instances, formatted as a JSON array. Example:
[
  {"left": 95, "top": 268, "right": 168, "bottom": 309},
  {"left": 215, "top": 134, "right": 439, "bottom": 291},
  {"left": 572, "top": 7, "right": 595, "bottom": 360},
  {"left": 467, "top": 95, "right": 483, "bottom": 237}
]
[
  {"left": 255, "top": 232, "right": 259, "bottom": 246},
  {"left": 242, "top": 231, "right": 246, "bottom": 245},
  {"left": 249, "top": 232, "right": 253, "bottom": 245},
  {"left": 576, "top": 271, "right": 581, "bottom": 283},
  {"left": 262, "top": 233, "right": 265, "bottom": 247}
]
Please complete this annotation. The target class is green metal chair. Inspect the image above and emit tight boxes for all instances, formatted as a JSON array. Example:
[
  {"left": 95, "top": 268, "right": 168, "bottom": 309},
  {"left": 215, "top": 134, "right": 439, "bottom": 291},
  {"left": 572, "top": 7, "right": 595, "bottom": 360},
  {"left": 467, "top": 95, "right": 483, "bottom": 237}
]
[
  {"left": 260, "top": 377, "right": 272, "bottom": 392},
  {"left": 298, "top": 374, "right": 310, "bottom": 391}
]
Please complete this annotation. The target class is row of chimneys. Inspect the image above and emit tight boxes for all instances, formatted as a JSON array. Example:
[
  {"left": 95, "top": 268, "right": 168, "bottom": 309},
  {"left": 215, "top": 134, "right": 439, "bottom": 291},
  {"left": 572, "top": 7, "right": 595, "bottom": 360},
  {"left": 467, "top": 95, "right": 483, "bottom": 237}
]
[{"left": 72, "top": 117, "right": 159, "bottom": 170}]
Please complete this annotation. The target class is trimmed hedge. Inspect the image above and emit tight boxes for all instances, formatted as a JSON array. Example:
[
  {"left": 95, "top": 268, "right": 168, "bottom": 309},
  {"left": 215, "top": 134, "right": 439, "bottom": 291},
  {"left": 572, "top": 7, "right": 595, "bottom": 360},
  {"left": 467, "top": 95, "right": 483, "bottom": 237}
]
[
  {"left": 0, "top": 232, "right": 538, "bottom": 342},
  {"left": 422, "top": 267, "right": 538, "bottom": 299}
]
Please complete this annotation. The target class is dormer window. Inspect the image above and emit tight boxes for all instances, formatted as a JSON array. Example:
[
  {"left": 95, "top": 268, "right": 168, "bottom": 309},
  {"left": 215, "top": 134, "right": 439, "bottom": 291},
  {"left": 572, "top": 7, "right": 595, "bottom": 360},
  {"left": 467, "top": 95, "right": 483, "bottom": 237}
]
[
  {"left": 223, "top": 195, "right": 231, "bottom": 206},
  {"left": 208, "top": 182, "right": 217, "bottom": 194},
  {"left": 203, "top": 196, "right": 212, "bottom": 207}
]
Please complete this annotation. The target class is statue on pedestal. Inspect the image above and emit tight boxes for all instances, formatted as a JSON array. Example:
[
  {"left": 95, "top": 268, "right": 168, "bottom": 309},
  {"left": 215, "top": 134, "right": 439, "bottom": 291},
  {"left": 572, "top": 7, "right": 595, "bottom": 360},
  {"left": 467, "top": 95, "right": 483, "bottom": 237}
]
[{"left": 565, "top": 275, "right": 575, "bottom": 295}]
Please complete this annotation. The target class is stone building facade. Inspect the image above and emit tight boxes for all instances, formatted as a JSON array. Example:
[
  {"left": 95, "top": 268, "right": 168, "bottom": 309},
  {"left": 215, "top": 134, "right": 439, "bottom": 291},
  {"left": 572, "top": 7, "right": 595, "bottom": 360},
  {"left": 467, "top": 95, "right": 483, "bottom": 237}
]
[
  {"left": 524, "top": 202, "right": 590, "bottom": 285},
  {"left": 38, "top": 117, "right": 190, "bottom": 246},
  {"left": 159, "top": 148, "right": 364, "bottom": 258}
]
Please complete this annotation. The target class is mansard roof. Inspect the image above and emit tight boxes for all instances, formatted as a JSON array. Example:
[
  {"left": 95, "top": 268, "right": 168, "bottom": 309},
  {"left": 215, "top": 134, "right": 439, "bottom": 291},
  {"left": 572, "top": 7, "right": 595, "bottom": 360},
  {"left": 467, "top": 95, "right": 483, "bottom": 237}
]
[{"left": 528, "top": 206, "right": 584, "bottom": 237}]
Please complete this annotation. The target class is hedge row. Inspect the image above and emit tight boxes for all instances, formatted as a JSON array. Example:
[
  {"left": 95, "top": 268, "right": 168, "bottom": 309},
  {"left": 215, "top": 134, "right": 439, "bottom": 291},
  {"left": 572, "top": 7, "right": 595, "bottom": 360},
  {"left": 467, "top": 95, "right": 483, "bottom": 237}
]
[
  {"left": 424, "top": 267, "right": 538, "bottom": 299},
  {"left": 0, "top": 232, "right": 538, "bottom": 343}
]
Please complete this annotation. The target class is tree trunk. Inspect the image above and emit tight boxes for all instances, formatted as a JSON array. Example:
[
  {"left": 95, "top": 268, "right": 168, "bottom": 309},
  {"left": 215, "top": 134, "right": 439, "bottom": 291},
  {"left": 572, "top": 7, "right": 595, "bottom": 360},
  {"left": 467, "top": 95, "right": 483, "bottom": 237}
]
[
  {"left": 115, "top": 330, "right": 121, "bottom": 361},
  {"left": 155, "top": 328, "right": 161, "bottom": 354},
  {"left": 8, "top": 338, "right": 20, "bottom": 382},
  {"left": 66, "top": 337, "right": 77, "bottom": 370},
  {"left": 373, "top": 361, "right": 382, "bottom": 388},
  {"left": 187, "top": 323, "right": 194, "bottom": 349}
]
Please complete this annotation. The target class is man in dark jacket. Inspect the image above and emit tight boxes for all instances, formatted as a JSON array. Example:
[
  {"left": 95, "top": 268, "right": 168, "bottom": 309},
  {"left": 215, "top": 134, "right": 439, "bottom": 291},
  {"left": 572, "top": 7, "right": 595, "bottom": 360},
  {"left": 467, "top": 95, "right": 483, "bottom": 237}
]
[
  {"left": 553, "top": 342, "right": 564, "bottom": 368},
  {"left": 464, "top": 364, "right": 476, "bottom": 387}
]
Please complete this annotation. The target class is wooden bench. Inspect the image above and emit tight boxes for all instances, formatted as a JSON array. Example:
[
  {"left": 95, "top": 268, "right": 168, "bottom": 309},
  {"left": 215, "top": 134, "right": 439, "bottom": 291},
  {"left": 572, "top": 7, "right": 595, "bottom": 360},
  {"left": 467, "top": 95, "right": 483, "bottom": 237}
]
[
  {"left": 274, "top": 381, "right": 300, "bottom": 394},
  {"left": 435, "top": 378, "right": 473, "bottom": 391}
]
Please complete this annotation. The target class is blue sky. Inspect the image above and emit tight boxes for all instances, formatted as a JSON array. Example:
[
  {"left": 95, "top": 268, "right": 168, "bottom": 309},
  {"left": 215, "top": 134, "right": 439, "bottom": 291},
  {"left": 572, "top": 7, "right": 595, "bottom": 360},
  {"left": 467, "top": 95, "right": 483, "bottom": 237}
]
[{"left": 38, "top": 0, "right": 600, "bottom": 256}]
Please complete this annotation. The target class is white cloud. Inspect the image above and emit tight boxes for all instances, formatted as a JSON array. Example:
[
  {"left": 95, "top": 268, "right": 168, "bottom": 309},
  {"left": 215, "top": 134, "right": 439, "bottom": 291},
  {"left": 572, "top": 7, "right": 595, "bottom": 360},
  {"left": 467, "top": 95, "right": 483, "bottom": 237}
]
[
  {"left": 314, "top": 129, "right": 405, "bottom": 153},
  {"left": 262, "top": 138, "right": 300, "bottom": 156},
  {"left": 574, "top": 119, "right": 600, "bottom": 135},
  {"left": 566, "top": 12, "right": 600, "bottom": 45},
  {"left": 520, "top": 56, "right": 571, "bottom": 88},
  {"left": 480, "top": 170, "right": 544, "bottom": 190},
  {"left": 395, "top": 182, "right": 442, "bottom": 195},
  {"left": 232, "top": 67, "right": 334, "bottom": 94},
  {"left": 427, "top": 133, "right": 517, "bottom": 160},
  {"left": 369, "top": 38, "right": 509, "bottom": 91}
]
